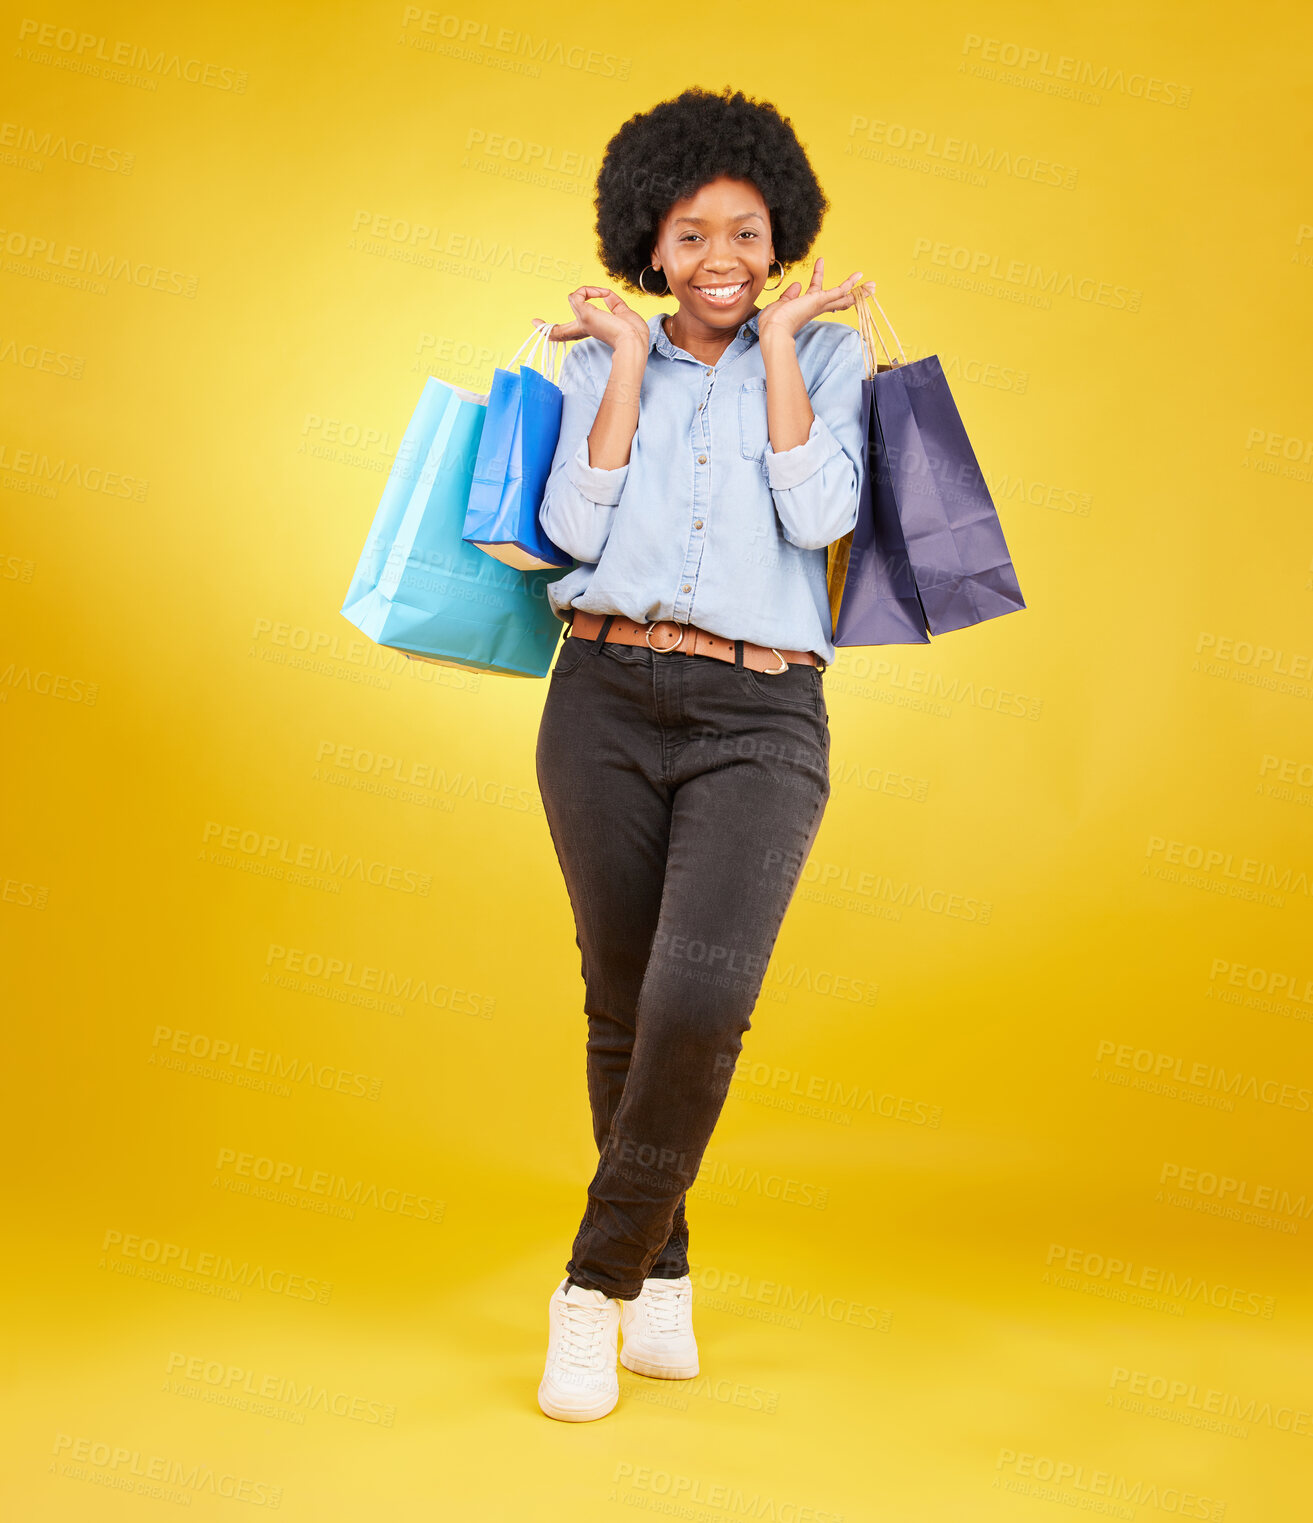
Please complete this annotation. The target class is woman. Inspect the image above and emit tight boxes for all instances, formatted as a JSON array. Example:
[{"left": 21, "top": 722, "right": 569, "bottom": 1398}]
[{"left": 532, "top": 85, "right": 868, "bottom": 1422}]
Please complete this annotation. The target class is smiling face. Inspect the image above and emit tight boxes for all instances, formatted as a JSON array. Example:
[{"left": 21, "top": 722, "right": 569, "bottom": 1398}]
[{"left": 650, "top": 174, "right": 775, "bottom": 342}]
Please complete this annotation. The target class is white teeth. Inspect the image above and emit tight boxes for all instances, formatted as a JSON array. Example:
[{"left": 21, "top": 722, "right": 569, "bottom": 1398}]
[{"left": 699, "top": 283, "right": 744, "bottom": 299}]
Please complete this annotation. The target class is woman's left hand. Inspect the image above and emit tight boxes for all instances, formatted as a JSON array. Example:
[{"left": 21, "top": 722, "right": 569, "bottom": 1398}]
[{"left": 756, "top": 258, "right": 873, "bottom": 342}]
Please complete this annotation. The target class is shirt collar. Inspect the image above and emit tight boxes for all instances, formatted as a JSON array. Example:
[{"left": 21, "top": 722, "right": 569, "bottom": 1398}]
[{"left": 648, "top": 308, "right": 762, "bottom": 361}]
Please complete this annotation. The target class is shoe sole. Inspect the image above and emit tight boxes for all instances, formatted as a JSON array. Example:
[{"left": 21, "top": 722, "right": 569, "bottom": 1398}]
[
  {"left": 537, "top": 1381, "right": 619, "bottom": 1421},
  {"left": 619, "top": 1346, "right": 699, "bottom": 1380}
]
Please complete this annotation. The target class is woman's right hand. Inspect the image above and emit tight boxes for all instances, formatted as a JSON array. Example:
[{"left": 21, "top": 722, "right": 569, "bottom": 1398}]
[{"left": 533, "top": 287, "right": 650, "bottom": 353}]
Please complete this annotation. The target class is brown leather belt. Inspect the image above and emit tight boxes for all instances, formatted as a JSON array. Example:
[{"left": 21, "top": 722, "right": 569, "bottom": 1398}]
[{"left": 568, "top": 610, "right": 823, "bottom": 673}]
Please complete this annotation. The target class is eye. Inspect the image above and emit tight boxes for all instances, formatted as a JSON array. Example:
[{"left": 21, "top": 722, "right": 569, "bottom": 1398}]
[{"left": 676, "top": 229, "right": 760, "bottom": 243}]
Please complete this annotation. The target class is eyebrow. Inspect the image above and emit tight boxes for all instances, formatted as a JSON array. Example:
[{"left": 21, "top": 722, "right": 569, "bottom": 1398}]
[{"left": 671, "top": 213, "right": 765, "bottom": 226}]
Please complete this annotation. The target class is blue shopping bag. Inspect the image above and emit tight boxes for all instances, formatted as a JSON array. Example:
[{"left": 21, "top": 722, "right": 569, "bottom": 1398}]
[
  {"left": 463, "top": 322, "right": 573, "bottom": 572},
  {"left": 340, "top": 369, "right": 573, "bottom": 678},
  {"left": 829, "top": 290, "right": 1026, "bottom": 645}
]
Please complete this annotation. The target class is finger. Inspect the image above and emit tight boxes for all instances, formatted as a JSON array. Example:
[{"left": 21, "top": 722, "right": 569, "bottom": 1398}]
[
  {"left": 810, "top": 257, "right": 825, "bottom": 288},
  {"left": 823, "top": 271, "right": 864, "bottom": 298},
  {"left": 820, "top": 276, "right": 866, "bottom": 308}
]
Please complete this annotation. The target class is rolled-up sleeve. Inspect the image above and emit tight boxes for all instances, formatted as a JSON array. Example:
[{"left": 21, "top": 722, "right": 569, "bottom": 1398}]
[
  {"left": 538, "top": 343, "right": 629, "bottom": 564},
  {"left": 763, "top": 325, "right": 865, "bottom": 551}
]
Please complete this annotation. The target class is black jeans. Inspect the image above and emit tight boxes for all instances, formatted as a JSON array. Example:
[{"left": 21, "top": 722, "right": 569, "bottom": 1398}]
[{"left": 535, "top": 615, "right": 832, "bottom": 1301}]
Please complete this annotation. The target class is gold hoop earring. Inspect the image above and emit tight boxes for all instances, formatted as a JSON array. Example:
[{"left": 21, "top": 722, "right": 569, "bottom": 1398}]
[
  {"left": 638, "top": 264, "right": 664, "bottom": 295},
  {"left": 763, "top": 260, "right": 784, "bottom": 291}
]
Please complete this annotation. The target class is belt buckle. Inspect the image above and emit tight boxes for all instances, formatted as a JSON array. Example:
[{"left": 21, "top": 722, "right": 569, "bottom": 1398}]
[{"left": 644, "top": 619, "right": 687, "bottom": 654}]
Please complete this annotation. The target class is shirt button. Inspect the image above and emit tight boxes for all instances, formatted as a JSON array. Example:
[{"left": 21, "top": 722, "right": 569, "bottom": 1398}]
[
  {"left": 682, "top": 584, "right": 692, "bottom": 593},
  {"left": 697, "top": 454, "right": 707, "bottom": 464},
  {"left": 704, "top": 368, "right": 713, "bottom": 376},
  {"left": 694, "top": 520, "right": 703, "bottom": 529}
]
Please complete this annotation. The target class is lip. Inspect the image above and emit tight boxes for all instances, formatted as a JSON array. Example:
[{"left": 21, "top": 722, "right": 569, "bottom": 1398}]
[{"left": 692, "top": 280, "right": 748, "bottom": 307}]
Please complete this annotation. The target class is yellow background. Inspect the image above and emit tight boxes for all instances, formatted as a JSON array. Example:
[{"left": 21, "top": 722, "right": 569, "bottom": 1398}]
[{"left": 4, "top": 0, "right": 1312, "bottom": 1517}]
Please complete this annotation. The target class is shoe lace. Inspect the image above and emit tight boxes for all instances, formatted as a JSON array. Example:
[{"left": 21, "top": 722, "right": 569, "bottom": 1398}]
[
  {"left": 558, "top": 1299, "right": 610, "bottom": 1366},
  {"left": 643, "top": 1277, "right": 690, "bottom": 1336}
]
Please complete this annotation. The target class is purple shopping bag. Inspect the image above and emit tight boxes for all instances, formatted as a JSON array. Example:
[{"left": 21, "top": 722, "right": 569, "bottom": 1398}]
[
  {"left": 828, "top": 364, "right": 930, "bottom": 646},
  {"left": 829, "top": 291, "right": 1026, "bottom": 645}
]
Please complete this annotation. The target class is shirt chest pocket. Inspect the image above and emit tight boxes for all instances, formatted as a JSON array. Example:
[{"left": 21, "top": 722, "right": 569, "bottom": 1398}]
[{"left": 737, "top": 378, "right": 769, "bottom": 462}]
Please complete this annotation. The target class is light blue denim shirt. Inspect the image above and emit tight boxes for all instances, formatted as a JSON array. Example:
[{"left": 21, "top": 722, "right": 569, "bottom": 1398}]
[{"left": 537, "top": 309, "right": 865, "bottom": 664}]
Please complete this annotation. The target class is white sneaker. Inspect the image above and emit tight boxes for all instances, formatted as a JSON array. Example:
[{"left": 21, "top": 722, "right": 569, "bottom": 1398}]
[
  {"left": 619, "top": 1274, "right": 699, "bottom": 1380},
  {"left": 537, "top": 1277, "right": 621, "bottom": 1421}
]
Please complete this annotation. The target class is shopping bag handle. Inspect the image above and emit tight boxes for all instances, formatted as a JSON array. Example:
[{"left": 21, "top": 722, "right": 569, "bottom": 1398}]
[
  {"left": 505, "top": 320, "right": 565, "bottom": 384},
  {"left": 851, "top": 284, "right": 908, "bottom": 380},
  {"left": 524, "top": 319, "right": 566, "bottom": 382}
]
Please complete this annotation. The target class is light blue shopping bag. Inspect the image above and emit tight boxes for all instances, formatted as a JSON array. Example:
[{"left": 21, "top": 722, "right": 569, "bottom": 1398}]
[
  {"left": 463, "top": 323, "right": 573, "bottom": 571},
  {"left": 340, "top": 366, "right": 574, "bottom": 678}
]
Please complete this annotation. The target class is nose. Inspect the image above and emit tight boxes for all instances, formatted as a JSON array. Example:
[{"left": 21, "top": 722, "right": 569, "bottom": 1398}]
[{"left": 699, "top": 239, "right": 743, "bottom": 271}]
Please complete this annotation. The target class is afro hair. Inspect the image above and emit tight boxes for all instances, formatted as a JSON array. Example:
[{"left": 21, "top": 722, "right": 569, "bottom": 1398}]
[{"left": 594, "top": 86, "right": 829, "bottom": 296}]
